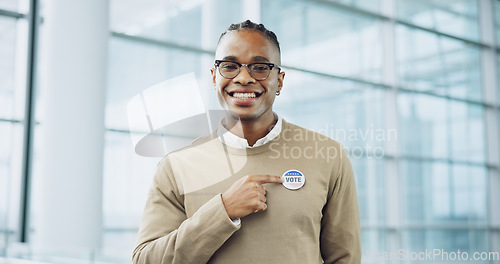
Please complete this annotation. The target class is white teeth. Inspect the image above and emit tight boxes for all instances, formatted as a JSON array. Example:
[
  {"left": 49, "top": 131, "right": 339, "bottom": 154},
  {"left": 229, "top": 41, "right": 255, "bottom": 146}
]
[{"left": 232, "top": 92, "right": 256, "bottom": 99}]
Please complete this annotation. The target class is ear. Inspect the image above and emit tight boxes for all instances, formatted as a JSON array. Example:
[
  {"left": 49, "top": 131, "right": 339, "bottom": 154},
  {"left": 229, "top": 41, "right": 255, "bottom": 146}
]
[
  {"left": 277, "top": 71, "right": 285, "bottom": 91},
  {"left": 210, "top": 68, "right": 216, "bottom": 87}
]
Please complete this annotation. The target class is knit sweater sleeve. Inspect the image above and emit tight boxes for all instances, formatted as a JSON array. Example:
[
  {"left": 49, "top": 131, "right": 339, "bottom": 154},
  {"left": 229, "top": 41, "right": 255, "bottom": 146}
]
[
  {"left": 132, "top": 157, "right": 240, "bottom": 264},
  {"left": 320, "top": 146, "right": 361, "bottom": 264}
]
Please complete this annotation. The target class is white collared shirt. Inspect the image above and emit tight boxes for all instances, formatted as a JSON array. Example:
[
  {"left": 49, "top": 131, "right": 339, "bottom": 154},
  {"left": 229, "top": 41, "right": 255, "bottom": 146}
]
[{"left": 217, "top": 114, "right": 283, "bottom": 149}]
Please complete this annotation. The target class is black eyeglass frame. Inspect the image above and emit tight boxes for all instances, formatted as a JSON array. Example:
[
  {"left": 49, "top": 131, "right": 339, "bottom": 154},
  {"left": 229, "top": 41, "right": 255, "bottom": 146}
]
[{"left": 214, "top": 60, "right": 281, "bottom": 81}]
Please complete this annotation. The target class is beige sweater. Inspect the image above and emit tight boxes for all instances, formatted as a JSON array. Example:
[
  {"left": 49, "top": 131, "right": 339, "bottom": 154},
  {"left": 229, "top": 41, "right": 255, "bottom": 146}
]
[{"left": 133, "top": 120, "right": 361, "bottom": 264}]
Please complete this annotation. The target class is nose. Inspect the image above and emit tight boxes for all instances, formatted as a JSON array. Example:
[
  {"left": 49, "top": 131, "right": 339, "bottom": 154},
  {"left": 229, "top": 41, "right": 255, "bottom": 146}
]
[{"left": 232, "top": 65, "right": 256, "bottom": 85}]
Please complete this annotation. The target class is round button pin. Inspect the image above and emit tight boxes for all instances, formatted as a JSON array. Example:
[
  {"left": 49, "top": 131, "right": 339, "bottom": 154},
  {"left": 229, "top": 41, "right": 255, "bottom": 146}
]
[{"left": 282, "top": 170, "right": 305, "bottom": 190}]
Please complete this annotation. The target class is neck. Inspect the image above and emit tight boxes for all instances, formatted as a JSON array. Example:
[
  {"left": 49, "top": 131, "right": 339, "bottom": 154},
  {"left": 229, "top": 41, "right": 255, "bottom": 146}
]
[{"left": 223, "top": 112, "right": 277, "bottom": 146}]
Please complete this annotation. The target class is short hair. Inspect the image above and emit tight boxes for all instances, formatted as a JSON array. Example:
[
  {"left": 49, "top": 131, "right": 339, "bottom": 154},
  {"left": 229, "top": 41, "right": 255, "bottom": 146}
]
[{"left": 218, "top": 20, "right": 281, "bottom": 53}]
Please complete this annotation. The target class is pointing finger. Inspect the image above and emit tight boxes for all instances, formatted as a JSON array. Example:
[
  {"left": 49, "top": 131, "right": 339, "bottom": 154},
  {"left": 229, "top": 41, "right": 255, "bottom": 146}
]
[{"left": 251, "top": 174, "right": 284, "bottom": 185}]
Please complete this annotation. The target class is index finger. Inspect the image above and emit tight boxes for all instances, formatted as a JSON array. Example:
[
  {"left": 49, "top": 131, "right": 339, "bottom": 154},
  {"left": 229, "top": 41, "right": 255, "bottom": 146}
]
[{"left": 249, "top": 174, "right": 284, "bottom": 184}]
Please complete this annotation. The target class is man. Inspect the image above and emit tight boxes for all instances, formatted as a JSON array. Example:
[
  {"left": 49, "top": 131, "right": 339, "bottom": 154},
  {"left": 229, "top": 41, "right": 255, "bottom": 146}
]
[{"left": 133, "top": 20, "right": 361, "bottom": 263}]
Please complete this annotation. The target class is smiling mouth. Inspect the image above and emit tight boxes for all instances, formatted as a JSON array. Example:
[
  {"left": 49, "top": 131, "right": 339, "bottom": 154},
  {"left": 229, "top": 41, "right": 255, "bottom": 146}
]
[{"left": 227, "top": 91, "right": 263, "bottom": 99}]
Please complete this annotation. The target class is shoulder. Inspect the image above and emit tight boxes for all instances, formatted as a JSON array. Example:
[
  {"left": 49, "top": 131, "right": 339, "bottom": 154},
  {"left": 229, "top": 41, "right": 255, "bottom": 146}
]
[
  {"left": 158, "top": 132, "right": 219, "bottom": 166},
  {"left": 277, "top": 120, "right": 350, "bottom": 166},
  {"left": 280, "top": 120, "right": 343, "bottom": 148},
  {"left": 154, "top": 132, "right": 219, "bottom": 192}
]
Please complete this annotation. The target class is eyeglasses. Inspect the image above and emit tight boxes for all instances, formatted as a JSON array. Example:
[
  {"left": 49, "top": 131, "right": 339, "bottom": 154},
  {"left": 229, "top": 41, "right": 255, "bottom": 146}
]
[{"left": 214, "top": 60, "right": 281, "bottom": 81}]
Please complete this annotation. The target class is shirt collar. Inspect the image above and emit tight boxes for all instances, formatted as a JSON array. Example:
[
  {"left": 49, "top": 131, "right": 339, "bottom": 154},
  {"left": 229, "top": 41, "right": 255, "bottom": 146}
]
[{"left": 217, "top": 113, "right": 283, "bottom": 149}]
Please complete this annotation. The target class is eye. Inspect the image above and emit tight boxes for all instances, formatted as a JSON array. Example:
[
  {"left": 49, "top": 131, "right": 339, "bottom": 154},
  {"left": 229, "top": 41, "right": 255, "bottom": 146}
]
[
  {"left": 221, "top": 63, "right": 239, "bottom": 71},
  {"left": 251, "top": 64, "right": 269, "bottom": 72}
]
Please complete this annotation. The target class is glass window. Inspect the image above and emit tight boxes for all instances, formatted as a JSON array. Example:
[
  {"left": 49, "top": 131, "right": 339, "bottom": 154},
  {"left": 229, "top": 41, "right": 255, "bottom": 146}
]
[
  {"left": 398, "top": 94, "right": 448, "bottom": 159},
  {"left": 273, "top": 69, "right": 385, "bottom": 151},
  {"left": 327, "top": 0, "right": 380, "bottom": 14},
  {"left": 398, "top": 93, "right": 486, "bottom": 162},
  {"left": 101, "top": 131, "right": 160, "bottom": 262},
  {"left": 396, "top": 0, "right": 480, "bottom": 42},
  {"left": 362, "top": 230, "right": 387, "bottom": 263},
  {"left": 262, "top": 0, "right": 383, "bottom": 83},
  {"left": 103, "top": 131, "right": 158, "bottom": 231},
  {"left": 400, "top": 160, "right": 487, "bottom": 224},
  {"left": 106, "top": 37, "right": 210, "bottom": 130},
  {"left": 0, "top": 122, "right": 23, "bottom": 253},
  {"left": 402, "top": 230, "right": 488, "bottom": 255},
  {"left": 0, "top": 0, "right": 20, "bottom": 12},
  {"left": 498, "top": 55, "right": 500, "bottom": 104},
  {"left": 0, "top": 0, "right": 28, "bottom": 13},
  {"left": 110, "top": 0, "right": 202, "bottom": 47},
  {"left": 351, "top": 158, "right": 385, "bottom": 225},
  {"left": 493, "top": 0, "right": 500, "bottom": 48},
  {"left": 398, "top": 93, "right": 485, "bottom": 162},
  {"left": 110, "top": 0, "right": 243, "bottom": 51},
  {"left": 0, "top": 16, "right": 26, "bottom": 121},
  {"left": 0, "top": 9, "right": 28, "bottom": 257},
  {"left": 448, "top": 100, "right": 485, "bottom": 162},
  {"left": 396, "top": 25, "right": 482, "bottom": 102}
]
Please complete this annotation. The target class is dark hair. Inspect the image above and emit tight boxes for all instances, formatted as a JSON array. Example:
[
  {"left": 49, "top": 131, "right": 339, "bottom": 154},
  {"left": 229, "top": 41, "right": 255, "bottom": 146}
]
[{"left": 218, "top": 20, "right": 280, "bottom": 53}]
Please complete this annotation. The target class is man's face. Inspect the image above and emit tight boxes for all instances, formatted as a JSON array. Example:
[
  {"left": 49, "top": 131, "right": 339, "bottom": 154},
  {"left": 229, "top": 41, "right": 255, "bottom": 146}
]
[{"left": 211, "top": 30, "right": 285, "bottom": 122}]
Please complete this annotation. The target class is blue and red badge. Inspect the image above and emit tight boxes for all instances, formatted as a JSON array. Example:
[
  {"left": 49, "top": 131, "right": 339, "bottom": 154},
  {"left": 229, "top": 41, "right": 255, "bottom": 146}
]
[{"left": 282, "top": 170, "right": 305, "bottom": 190}]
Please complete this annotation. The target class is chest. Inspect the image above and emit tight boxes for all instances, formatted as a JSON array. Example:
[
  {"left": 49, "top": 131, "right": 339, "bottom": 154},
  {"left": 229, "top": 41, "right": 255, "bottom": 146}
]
[{"left": 179, "top": 155, "right": 334, "bottom": 221}]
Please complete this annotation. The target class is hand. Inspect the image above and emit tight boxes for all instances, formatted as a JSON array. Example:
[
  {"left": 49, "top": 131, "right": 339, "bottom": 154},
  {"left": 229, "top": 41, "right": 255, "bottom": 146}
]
[{"left": 222, "top": 174, "right": 283, "bottom": 220}]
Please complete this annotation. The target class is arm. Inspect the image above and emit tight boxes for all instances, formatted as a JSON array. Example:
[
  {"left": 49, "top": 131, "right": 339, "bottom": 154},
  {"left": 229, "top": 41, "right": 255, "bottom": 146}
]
[
  {"left": 320, "top": 147, "right": 361, "bottom": 264},
  {"left": 132, "top": 160, "right": 240, "bottom": 264},
  {"left": 132, "top": 159, "right": 283, "bottom": 264}
]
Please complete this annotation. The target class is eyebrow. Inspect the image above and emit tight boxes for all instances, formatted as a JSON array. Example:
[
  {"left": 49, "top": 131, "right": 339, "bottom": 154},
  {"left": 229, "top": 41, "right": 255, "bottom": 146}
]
[
  {"left": 220, "top": 55, "right": 271, "bottom": 63},
  {"left": 222, "top": 55, "right": 238, "bottom": 61},
  {"left": 252, "top": 56, "right": 270, "bottom": 62}
]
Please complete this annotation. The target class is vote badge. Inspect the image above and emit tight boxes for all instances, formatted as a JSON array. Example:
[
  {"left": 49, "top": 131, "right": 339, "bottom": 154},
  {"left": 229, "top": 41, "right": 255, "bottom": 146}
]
[{"left": 282, "top": 170, "right": 305, "bottom": 190}]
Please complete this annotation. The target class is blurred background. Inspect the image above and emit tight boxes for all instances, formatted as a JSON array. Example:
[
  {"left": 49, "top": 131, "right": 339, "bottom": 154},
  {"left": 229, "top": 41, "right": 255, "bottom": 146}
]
[{"left": 1, "top": 0, "right": 500, "bottom": 263}]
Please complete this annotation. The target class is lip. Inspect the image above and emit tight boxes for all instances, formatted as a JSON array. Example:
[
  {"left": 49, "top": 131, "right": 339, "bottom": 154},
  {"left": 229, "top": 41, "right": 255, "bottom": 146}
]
[{"left": 225, "top": 89, "right": 264, "bottom": 106}]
